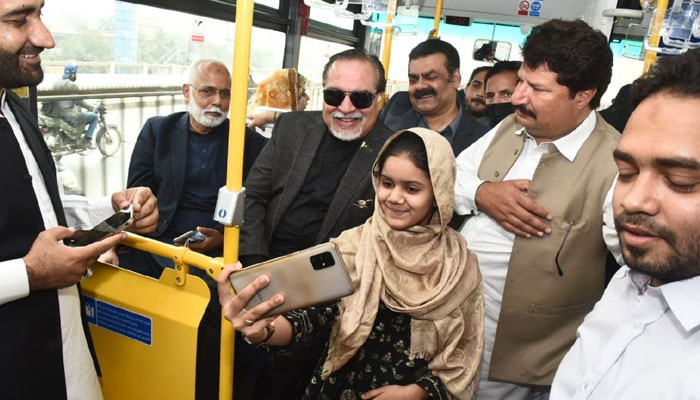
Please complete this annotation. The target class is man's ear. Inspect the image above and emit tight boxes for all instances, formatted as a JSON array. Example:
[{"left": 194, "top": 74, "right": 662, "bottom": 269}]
[
  {"left": 452, "top": 68, "right": 462, "bottom": 89},
  {"left": 574, "top": 88, "right": 597, "bottom": 110},
  {"left": 182, "top": 84, "right": 191, "bottom": 102}
]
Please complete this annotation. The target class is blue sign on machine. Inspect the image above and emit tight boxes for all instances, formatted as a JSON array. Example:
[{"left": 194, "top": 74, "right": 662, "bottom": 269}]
[{"left": 83, "top": 296, "right": 152, "bottom": 345}]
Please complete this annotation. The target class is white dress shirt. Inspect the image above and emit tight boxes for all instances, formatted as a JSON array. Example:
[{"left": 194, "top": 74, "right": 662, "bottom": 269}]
[
  {"left": 454, "top": 111, "right": 622, "bottom": 398},
  {"left": 0, "top": 91, "right": 111, "bottom": 399},
  {"left": 551, "top": 267, "right": 700, "bottom": 399}
]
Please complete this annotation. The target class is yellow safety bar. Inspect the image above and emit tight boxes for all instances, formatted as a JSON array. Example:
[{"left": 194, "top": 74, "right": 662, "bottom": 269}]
[
  {"left": 643, "top": 0, "right": 670, "bottom": 75},
  {"left": 379, "top": 0, "right": 398, "bottom": 108},
  {"left": 121, "top": 234, "right": 224, "bottom": 285}
]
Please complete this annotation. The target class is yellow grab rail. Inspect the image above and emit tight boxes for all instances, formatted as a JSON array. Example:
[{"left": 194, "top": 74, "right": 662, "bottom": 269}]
[
  {"left": 221, "top": 0, "right": 256, "bottom": 398},
  {"left": 643, "top": 0, "right": 670, "bottom": 75},
  {"left": 379, "top": 0, "right": 398, "bottom": 108}
]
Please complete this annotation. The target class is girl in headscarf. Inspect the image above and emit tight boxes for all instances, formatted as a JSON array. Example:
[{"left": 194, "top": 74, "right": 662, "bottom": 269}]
[
  {"left": 218, "top": 128, "right": 484, "bottom": 399},
  {"left": 246, "top": 68, "right": 309, "bottom": 132}
]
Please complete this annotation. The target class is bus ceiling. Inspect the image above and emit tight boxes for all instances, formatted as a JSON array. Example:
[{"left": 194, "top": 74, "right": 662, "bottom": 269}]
[{"left": 413, "top": 0, "right": 623, "bottom": 38}]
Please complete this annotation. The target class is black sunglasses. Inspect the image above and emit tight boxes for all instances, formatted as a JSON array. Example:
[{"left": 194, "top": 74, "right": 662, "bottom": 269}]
[{"left": 323, "top": 89, "right": 376, "bottom": 109}]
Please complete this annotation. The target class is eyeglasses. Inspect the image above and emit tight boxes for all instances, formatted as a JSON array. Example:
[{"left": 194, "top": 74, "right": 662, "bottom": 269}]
[
  {"left": 323, "top": 89, "right": 376, "bottom": 109},
  {"left": 188, "top": 84, "right": 231, "bottom": 100}
]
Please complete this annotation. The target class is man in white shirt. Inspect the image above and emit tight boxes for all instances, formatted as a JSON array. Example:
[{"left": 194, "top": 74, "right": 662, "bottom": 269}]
[
  {"left": 551, "top": 48, "right": 700, "bottom": 400},
  {"left": 0, "top": 0, "right": 158, "bottom": 398},
  {"left": 454, "top": 19, "right": 622, "bottom": 399}
]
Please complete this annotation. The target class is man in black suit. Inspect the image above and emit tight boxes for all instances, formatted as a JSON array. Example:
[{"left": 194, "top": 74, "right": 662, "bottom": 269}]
[
  {"left": 239, "top": 49, "right": 394, "bottom": 399},
  {"left": 120, "top": 59, "right": 267, "bottom": 400},
  {"left": 379, "top": 38, "right": 488, "bottom": 157},
  {"left": 0, "top": 1, "right": 158, "bottom": 398}
]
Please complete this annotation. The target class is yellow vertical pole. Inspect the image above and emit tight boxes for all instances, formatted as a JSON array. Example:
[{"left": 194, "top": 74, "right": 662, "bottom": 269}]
[
  {"left": 430, "top": 0, "right": 444, "bottom": 38},
  {"left": 643, "top": 0, "right": 669, "bottom": 75},
  {"left": 379, "top": 0, "right": 398, "bottom": 108},
  {"left": 220, "top": 0, "right": 255, "bottom": 398}
]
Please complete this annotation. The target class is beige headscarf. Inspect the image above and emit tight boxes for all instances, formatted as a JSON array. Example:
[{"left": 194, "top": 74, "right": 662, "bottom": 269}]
[
  {"left": 248, "top": 68, "right": 307, "bottom": 112},
  {"left": 325, "top": 128, "right": 484, "bottom": 399}
]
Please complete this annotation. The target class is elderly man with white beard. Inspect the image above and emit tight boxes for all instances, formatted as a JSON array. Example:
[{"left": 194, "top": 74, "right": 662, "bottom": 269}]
[{"left": 119, "top": 59, "right": 267, "bottom": 399}]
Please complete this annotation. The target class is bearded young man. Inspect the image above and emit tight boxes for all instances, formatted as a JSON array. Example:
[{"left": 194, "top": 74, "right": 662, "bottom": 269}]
[
  {"left": 0, "top": 1, "right": 159, "bottom": 398},
  {"left": 551, "top": 48, "right": 700, "bottom": 400}
]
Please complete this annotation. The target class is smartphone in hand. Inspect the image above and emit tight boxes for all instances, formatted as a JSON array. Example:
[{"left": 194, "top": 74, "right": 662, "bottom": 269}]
[
  {"left": 229, "top": 243, "right": 354, "bottom": 318},
  {"left": 173, "top": 230, "right": 206, "bottom": 245},
  {"left": 66, "top": 205, "right": 133, "bottom": 247}
]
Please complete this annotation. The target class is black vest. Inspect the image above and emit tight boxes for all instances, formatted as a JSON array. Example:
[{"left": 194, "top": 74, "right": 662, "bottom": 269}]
[{"left": 0, "top": 96, "right": 68, "bottom": 399}]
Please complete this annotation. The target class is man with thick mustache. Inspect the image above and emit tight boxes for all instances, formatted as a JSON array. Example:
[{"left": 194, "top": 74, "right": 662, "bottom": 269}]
[
  {"left": 239, "top": 49, "right": 393, "bottom": 399},
  {"left": 453, "top": 19, "right": 622, "bottom": 399},
  {"left": 379, "top": 38, "right": 488, "bottom": 156},
  {"left": 0, "top": 0, "right": 159, "bottom": 397},
  {"left": 551, "top": 48, "right": 700, "bottom": 399}
]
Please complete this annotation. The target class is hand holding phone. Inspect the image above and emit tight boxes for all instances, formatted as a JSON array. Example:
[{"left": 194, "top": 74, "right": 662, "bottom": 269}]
[
  {"left": 66, "top": 205, "right": 133, "bottom": 247},
  {"left": 173, "top": 229, "right": 206, "bottom": 245},
  {"left": 229, "top": 243, "right": 354, "bottom": 318}
]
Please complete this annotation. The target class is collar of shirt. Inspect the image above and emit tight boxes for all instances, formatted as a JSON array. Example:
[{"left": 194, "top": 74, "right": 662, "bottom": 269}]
[
  {"left": 0, "top": 90, "right": 7, "bottom": 116},
  {"left": 515, "top": 110, "right": 596, "bottom": 162},
  {"left": 417, "top": 102, "right": 462, "bottom": 142},
  {"left": 625, "top": 268, "right": 700, "bottom": 332}
]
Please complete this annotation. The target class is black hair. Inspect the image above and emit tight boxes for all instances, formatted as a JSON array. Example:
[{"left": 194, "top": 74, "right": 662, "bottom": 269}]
[
  {"left": 485, "top": 61, "right": 522, "bottom": 84},
  {"left": 630, "top": 49, "right": 700, "bottom": 109},
  {"left": 322, "top": 49, "right": 387, "bottom": 94},
  {"left": 374, "top": 131, "right": 430, "bottom": 179},
  {"left": 468, "top": 66, "right": 492, "bottom": 84},
  {"left": 409, "top": 39, "right": 461, "bottom": 78},
  {"left": 521, "top": 19, "right": 612, "bottom": 109}
]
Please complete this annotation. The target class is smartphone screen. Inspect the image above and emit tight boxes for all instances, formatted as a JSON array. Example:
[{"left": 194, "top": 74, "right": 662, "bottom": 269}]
[{"left": 67, "top": 206, "right": 133, "bottom": 247}]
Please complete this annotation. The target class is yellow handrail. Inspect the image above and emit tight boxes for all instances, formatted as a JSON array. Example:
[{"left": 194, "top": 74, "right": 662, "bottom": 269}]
[
  {"left": 220, "top": 0, "right": 256, "bottom": 398},
  {"left": 643, "top": 0, "right": 670, "bottom": 75},
  {"left": 121, "top": 234, "right": 224, "bottom": 277},
  {"left": 379, "top": 0, "right": 398, "bottom": 108}
]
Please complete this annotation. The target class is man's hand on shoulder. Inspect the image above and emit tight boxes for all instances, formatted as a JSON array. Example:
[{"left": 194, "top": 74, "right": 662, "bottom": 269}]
[
  {"left": 475, "top": 179, "right": 553, "bottom": 238},
  {"left": 23, "top": 227, "right": 125, "bottom": 291},
  {"left": 111, "top": 187, "right": 158, "bottom": 233}
]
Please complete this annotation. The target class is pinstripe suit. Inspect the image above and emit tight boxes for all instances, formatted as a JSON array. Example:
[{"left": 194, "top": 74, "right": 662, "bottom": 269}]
[{"left": 240, "top": 110, "right": 393, "bottom": 259}]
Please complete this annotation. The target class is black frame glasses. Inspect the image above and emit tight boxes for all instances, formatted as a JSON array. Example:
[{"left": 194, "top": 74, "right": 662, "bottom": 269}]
[
  {"left": 323, "top": 89, "right": 376, "bottom": 109},
  {"left": 188, "top": 84, "right": 231, "bottom": 100}
]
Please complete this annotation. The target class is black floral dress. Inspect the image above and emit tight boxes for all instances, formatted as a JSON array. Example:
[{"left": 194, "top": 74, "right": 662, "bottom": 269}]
[{"left": 275, "top": 301, "right": 452, "bottom": 399}]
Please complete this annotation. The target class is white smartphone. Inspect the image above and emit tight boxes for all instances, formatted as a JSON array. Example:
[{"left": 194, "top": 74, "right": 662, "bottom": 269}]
[
  {"left": 67, "top": 205, "right": 133, "bottom": 247},
  {"left": 229, "top": 242, "right": 355, "bottom": 318}
]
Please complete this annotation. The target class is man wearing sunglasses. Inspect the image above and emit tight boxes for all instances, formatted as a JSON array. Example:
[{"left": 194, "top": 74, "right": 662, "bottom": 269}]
[
  {"left": 380, "top": 38, "right": 488, "bottom": 157},
  {"left": 239, "top": 49, "right": 393, "bottom": 400},
  {"left": 120, "top": 59, "right": 267, "bottom": 400}
]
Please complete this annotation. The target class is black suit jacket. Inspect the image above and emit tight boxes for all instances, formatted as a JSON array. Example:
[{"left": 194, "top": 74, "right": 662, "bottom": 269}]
[
  {"left": 240, "top": 111, "right": 394, "bottom": 259},
  {"left": 379, "top": 90, "right": 488, "bottom": 157},
  {"left": 127, "top": 112, "right": 267, "bottom": 237}
]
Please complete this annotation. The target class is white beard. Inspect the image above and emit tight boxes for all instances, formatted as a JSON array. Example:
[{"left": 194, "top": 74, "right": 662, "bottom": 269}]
[
  {"left": 328, "top": 111, "right": 364, "bottom": 141},
  {"left": 187, "top": 99, "right": 227, "bottom": 128}
]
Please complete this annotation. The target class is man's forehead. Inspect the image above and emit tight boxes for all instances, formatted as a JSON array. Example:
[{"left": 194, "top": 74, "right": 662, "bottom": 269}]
[
  {"left": 326, "top": 60, "right": 376, "bottom": 89},
  {"left": 0, "top": 0, "right": 43, "bottom": 15},
  {"left": 619, "top": 94, "right": 700, "bottom": 164},
  {"left": 409, "top": 53, "right": 448, "bottom": 72}
]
